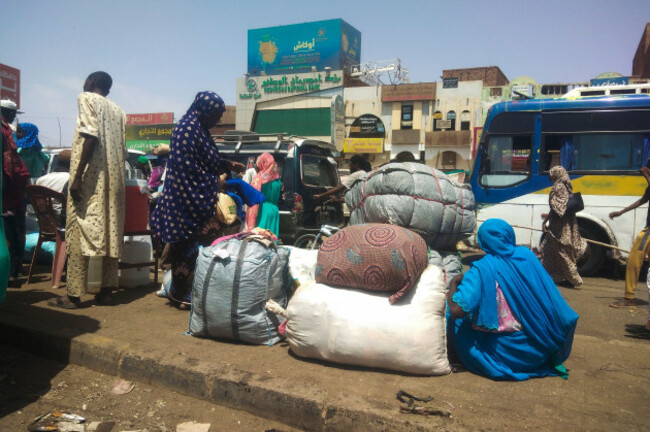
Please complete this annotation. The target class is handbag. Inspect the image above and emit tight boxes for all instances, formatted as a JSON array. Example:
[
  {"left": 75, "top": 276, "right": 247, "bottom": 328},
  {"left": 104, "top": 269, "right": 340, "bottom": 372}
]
[{"left": 566, "top": 192, "right": 584, "bottom": 214}]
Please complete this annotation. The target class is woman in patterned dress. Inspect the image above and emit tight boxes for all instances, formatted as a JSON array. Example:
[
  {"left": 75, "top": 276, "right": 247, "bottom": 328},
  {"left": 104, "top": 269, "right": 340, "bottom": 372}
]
[
  {"left": 541, "top": 166, "right": 587, "bottom": 288},
  {"left": 151, "top": 91, "right": 244, "bottom": 309},
  {"left": 447, "top": 218, "right": 579, "bottom": 381}
]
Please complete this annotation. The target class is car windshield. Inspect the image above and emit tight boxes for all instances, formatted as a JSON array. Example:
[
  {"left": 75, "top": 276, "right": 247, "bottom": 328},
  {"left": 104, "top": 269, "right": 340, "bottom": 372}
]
[{"left": 301, "top": 155, "right": 338, "bottom": 188}]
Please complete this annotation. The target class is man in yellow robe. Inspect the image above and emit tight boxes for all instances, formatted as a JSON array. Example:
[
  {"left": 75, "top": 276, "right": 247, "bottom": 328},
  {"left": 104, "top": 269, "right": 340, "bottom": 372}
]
[{"left": 49, "top": 71, "right": 126, "bottom": 308}]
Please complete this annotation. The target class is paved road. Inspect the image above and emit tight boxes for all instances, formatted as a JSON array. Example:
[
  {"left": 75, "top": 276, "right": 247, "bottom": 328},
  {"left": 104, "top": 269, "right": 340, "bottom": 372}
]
[
  {"left": 0, "top": 262, "right": 649, "bottom": 431},
  {"left": 0, "top": 344, "right": 299, "bottom": 432}
]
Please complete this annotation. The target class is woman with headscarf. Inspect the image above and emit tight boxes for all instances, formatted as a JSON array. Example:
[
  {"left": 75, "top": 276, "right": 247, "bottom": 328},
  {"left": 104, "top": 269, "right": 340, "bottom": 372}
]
[
  {"left": 15, "top": 122, "right": 50, "bottom": 178},
  {"left": 541, "top": 166, "right": 587, "bottom": 288},
  {"left": 245, "top": 153, "right": 281, "bottom": 237},
  {"left": 151, "top": 91, "right": 244, "bottom": 309},
  {"left": 447, "top": 218, "right": 579, "bottom": 381}
]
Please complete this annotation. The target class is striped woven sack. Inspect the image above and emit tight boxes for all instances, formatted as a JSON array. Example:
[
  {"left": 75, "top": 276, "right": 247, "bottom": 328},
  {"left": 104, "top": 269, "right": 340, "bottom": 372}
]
[{"left": 315, "top": 224, "right": 428, "bottom": 304}]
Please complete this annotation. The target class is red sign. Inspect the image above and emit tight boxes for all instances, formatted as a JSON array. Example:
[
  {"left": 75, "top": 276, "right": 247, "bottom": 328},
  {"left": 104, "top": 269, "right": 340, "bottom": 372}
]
[
  {"left": 472, "top": 126, "right": 483, "bottom": 158},
  {"left": 0, "top": 63, "right": 21, "bottom": 109},
  {"left": 126, "top": 112, "right": 174, "bottom": 125}
]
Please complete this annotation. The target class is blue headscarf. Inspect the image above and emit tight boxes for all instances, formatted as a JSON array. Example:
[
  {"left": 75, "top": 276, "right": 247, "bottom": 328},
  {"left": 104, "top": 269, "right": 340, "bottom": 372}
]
[
  {"left": 15, "top": 123, "right": 43, "bottom": 149},
  {"left": 151, "top": 91, "right": 229, "bottom": 243},
  {"left": 471, "top": 219, "right": 578, "bottom": 362}
]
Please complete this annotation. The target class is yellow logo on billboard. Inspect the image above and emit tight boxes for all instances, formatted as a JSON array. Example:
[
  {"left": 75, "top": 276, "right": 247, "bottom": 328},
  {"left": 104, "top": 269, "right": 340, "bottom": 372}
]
[{"left": 344, "top": 138, "right": 383, "bottom": 154}]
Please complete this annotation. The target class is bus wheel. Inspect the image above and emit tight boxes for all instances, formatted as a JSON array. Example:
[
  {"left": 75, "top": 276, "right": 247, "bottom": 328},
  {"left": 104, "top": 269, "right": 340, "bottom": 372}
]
[{"left": 577, "top": 224, "right": 605, "bottom": 277}]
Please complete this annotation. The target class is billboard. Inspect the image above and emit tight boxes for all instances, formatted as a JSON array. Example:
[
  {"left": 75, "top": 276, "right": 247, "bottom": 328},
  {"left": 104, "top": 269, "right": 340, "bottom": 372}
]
[
  {"left": 126, "top": 123, "right": 173, "bottom": 152},
  {"left": 0, "top": 63, "right": 20, "bottom": 108},
  {"left": 126, "top": 112, "right": 174, "bottom": 125},
  {"left": 248, "top": 19, "right": 361, "bottom": 77}
]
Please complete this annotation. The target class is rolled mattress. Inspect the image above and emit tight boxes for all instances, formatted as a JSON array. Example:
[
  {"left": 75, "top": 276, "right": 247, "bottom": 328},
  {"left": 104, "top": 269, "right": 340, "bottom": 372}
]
[{"left": 345, "top": 162, "right": 476, "bottom": 249}]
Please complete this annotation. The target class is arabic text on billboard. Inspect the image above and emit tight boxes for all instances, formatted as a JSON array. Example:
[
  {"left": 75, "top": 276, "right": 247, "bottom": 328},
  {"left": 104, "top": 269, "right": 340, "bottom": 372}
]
[
  {"left": 126, "top": 112, "right": 174, "bottom": 125},
  {"left": 248, "top": 19, "right": 361, "bottom": 77},
  {"left": 343, "top": 138, "right": 383, "bottom": 153},
  {"left": 126, "top": 123, "right": 173, "bottom": 152}
]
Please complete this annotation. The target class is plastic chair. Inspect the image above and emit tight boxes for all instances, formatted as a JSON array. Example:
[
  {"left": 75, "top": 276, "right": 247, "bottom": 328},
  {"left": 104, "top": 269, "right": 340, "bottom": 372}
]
[{"left": 26, "top": 185, "right": 67, "bottom": 289}]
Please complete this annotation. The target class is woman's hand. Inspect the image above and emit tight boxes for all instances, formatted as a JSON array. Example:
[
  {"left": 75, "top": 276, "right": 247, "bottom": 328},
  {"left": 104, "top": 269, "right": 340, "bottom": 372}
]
[
  {"left": 229, "top": 161, "right": 246, "bottom": 174},
  {"left": 218, "top": 173, "right": 227, "bottom": 190},
  {"left": 69, "top": 176, "right": 83, "bottom": 201}
]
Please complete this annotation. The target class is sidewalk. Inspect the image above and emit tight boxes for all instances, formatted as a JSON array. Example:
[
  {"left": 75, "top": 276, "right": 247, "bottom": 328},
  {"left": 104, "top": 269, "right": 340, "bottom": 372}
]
[{"left": 1, "top": 266, "right": 649, "bottom": 431}]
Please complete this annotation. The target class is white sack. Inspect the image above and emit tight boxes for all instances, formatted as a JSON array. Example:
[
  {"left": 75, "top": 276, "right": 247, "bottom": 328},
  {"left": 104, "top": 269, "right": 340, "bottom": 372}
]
[
  {"left": 286, "top": 265, "right": 451, "bottom": 375},
  {"left": 280, "top": 246, "right": 319, "bottom": 287}
]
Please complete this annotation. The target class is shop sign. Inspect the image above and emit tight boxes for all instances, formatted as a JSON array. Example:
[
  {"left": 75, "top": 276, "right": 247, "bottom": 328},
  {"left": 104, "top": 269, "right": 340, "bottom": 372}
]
[
  {"left": 0, "top": 63, "right": 20, "bottom": 108},
  {"left": 590, "top": 76, "right": 628, "bottom": 86},
  {"left": 349, "top": 114, "right": 385, "bottom": 138},
  {"left": 343, "top": 137, "right": 383, "bottom": 153},
  {"left": 381, "top": 83, "right": 436, "bottom": 101},
  {"left": 511, "top": 84, "right": 534, "bottom": 99},
  {"left": 239, "top": 72, "right": 343, "bottom": 100},
  {"left": 126, "top": 123, "right": 173, "bottom": 142},
  {"left": 443, "top": 77, "right": 458, "bottom": 89},
  {"left": 248, "top": 19, "right": 361, "bottom": 77},
  {"left": 126, "top": 112, "right": 174, "bottom": 125},
  {"left": 436, "top": 119, "right": 452, "bottom": 130}
]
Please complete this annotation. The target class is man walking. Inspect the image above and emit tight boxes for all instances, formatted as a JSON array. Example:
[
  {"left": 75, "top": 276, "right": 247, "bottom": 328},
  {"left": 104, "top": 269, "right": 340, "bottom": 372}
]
[
  {"left": 1, "top": 99, "right": 30, "bottom": 287},
  {"left": 609, "top": 162, "right": 650, "bottom": 308},
  {"left": 49, "top": 72, "right": 126, "bottom": 308}
]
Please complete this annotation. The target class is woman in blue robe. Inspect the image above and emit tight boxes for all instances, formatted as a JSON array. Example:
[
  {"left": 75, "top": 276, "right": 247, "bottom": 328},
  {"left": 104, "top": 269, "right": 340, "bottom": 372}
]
[{"left": 447, "top": 218, "right": 579, "bottom": 381}]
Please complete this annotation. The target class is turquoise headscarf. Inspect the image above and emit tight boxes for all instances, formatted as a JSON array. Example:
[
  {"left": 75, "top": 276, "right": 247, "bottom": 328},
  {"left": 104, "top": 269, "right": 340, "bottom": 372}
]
[{"left": 15, "top": 123, "right": 49, "bottom": 177}]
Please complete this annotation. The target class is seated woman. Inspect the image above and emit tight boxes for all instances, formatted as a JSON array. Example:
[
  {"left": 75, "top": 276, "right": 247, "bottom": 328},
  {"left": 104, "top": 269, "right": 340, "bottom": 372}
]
[{"left": 447, "top": 218, "right": 579, "bottom": 381}]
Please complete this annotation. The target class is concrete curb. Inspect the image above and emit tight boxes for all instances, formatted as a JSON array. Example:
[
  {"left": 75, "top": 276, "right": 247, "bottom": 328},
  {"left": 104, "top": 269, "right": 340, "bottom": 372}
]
[{"left": 0, "top": 321, "right": 439, "bottom": 432}]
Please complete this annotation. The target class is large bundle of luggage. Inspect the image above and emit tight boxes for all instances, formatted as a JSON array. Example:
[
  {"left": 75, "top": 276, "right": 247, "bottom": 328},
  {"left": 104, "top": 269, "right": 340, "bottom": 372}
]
[
  {"left": 188, "top": 235, "right": 290, "bottom": 346},
  {"left": 345, "top": 162, "right": 476, "bottom": 249}
]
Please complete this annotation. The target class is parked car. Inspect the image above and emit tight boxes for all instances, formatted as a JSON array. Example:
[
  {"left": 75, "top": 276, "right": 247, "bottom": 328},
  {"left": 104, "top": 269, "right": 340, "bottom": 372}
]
[{"left": 214, "top": 131, "right": 344, "bottom": 244}]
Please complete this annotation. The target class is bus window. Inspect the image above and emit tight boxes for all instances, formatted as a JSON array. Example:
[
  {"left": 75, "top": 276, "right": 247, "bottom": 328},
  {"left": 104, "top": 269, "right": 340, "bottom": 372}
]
[
  {"left": 542, "top": 133, "right": 648, "bottom": 172},
  {"left": 480, "top": 134, "right": 533, "bottom": 187}
]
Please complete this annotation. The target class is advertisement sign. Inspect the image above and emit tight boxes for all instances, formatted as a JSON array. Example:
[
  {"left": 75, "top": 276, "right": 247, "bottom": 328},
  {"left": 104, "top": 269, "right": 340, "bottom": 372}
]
[
  {"left": 126, "top": 112, "right": 174, "bottom": 125},
  {"left": 590, "top": 76, "right": 629, "bottom": 86},
  {"left": 0, "top": 63, "right": 20, "bottom": 108},
  {"left": 126, "top": 123, "right": 173, "bottom": 152},
  {"left": 343, "top": 137, "right": 383, "bottom": 153},
  {"left": 248, "top": 19, "right": 361, "bottom": 76},
  {"left": 349, "top": 114, "right": 385, "bottom": 138},
  {"left": 381, "top": 83, "right": 436, "bottom": 101},
  {"left": 511, "top": 84, "right": 534, "bottom": 99}
]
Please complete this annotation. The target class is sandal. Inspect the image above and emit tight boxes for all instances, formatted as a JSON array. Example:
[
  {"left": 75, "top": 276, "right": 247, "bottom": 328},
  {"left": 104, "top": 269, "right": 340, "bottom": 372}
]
[
  {"left": 94, "top": 291, "right": 114, "bottom": 306},
  {"left": 609, "top": 298, "right": 643, "bottom": 308},
  {"left": 48, "top": 296, "right": 79, "bottom": 309}
]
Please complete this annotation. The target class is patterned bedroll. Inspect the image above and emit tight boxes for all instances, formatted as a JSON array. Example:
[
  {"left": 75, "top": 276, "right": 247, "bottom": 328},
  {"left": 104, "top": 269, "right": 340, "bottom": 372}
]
[
  {"left": 345, "top": 162, "right": 476, "bottom": 250},
  {"left": 315, "top": 224, "right": 428, "bottom": 304}
]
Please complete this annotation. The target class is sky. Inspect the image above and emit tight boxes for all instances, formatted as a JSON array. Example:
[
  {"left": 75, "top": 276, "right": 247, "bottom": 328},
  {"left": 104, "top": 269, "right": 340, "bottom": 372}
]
[{"left": 1, "top": 0, "right": 649, "bottom": 147}]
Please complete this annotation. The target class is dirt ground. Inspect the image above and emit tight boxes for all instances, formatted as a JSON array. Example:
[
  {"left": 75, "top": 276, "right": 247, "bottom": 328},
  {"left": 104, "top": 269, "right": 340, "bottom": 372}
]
[
  {"left": 0, "top": 344, "right": 299, "bottom": 432},
  {"left": 1, "top": 259, "right": 649, "bottom": 431}
]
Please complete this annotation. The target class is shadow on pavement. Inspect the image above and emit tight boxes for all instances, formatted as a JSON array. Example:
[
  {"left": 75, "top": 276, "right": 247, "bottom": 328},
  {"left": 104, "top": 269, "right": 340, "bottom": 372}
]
[{"left": 624, "top": 324, "right": 650, "bottom": 340}]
